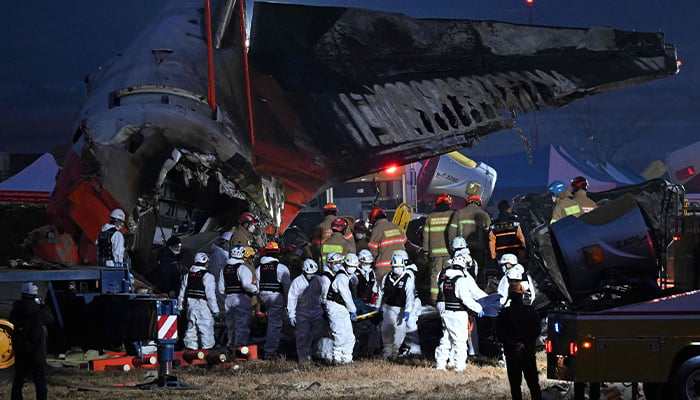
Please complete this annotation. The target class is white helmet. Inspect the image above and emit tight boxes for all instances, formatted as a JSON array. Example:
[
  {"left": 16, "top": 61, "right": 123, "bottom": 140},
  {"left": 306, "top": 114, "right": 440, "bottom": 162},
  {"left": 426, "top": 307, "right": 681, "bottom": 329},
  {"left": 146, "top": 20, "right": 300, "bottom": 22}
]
[
  {"left": 230, "top": 245, "right": 246, "bottom": 259},
  {"left": 326, "top": 252, "right": 344, "bottom": 264},
  {"left": 358, "top": 249, "right": 374, "bottom": 264},
  {"left": 21, "top": 282, "right": 38, "bottom": 296},
  {"left": 499, "top": 253, "right": 518, "bottom": 265},
  {"left": 110, "top": 209, "right": 126, "bottom": 222},
  {"left": 452, "top": 254, "right": 467, "bottom": 269},
  {"left": 506, "top": 264, "right": 525, "bottom": 280},
  {"left": 194, "top": 252, "right": 209, "bottom": 264},
  {"left": 451, "top": 236, "right": 467, "bottom": 250},
  {"left": 302, "top": 259, "right": 319, "bottom": 274},
  {"left": 344, "top": 253, "right": 359, "bottom": 267},
  {"left": 391, "top": 250, "right": 408, "bottom": 267}
]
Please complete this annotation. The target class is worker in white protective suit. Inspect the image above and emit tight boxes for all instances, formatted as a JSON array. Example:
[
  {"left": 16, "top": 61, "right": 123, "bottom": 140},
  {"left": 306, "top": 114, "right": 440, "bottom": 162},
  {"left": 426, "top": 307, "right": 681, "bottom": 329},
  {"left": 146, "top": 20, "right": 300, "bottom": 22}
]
[
  {"left": 451, "top": 236, "right": 478, "bottom": 280},
  {"left": 434, "top": 254, "right": 484, "bottom": 371},
  {"left": 401, "top": 256, "right": 422, "bottom": 357},
  {"left": 96, "top": 208, "right": 126, "bottom": 267},
  {"left": 255, "top": 242, "right": 291, "bottom": 360},
  {"left": 218, "top": 245, "right": 258, "bottom": 347},
  {"left": 287, "top": 258, "right": 328, "bottom": 363},
  {"left": 320, "top": 251, "right": 357, "bottom": 364},
  {"left": 497, "top": 253, "right": 536, "bottom": 307},
  {"left": 178, "top": 252, "right": 220, "bottom": 350},
  {"left": 377, "top": 250, "right": 415, "bottom": 360}
]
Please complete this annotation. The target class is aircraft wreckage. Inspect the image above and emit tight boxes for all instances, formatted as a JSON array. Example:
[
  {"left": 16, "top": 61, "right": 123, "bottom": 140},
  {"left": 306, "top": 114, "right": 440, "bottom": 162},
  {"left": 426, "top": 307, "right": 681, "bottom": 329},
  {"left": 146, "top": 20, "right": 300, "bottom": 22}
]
[{"left": 47, "top": 0, "right": 678, "bottom": 265}]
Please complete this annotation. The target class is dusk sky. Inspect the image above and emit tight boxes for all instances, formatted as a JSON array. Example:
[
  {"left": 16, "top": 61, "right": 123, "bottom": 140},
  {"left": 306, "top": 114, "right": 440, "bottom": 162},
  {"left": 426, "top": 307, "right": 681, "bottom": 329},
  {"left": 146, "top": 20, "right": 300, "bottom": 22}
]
[{"left": 1, "top": 0, "right": 698, "bottom": 171}]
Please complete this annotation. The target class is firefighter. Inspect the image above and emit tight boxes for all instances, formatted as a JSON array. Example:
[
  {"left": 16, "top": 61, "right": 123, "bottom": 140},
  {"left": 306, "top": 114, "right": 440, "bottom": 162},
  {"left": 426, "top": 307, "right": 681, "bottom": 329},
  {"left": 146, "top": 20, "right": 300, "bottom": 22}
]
[
  {"left": 489, "top": 200, "right": 527, "bottom": 262},
  {"left": 231, "top": 212, "right": 258, "bottom": 248},
  {"left": 496, "top": 281, "right": 543, "bottom": 400},
  {"left": 255, "top": 241, "right": 291, "bottom": 359},
  {"left": 320, "top": 251, "right": 357, "bottom": 364},
  {"left": 10, "top": 282, "right": 54, "bottom": 400},
  {"left": 434, "top": 254, "right": 484, "bottom": 371},
  {"left": 287, "top": 259, "right": 327, "bottom": 363},
  {"left": 320, "top": 218, "right": 356, "bottom": 264},
  {"left": 177, "top": 252, "right": 220, "bottom": 350},
  {"left": 423, "top": 194, "right": 455, "bottom": 302},
  {"left": 376, "top": 250, "right": 415, "bottom": 360},
  {"left": 218, "top": 245, "right": 258, "bottom": 347},
  {"left": 447, "top": 194, "right": 491, "bottom": 286},
  {"left": 353, "top": 219, "right": 371, "bottom": 252},
  {"left": 311, "top": 202, "right": 353, "bottom": 259},
  {"left": 571, "top": 176, "right": 598, "bottom": 213},
  {"left": 367, "top": 207, "right": 406, "bottom": 284},
  {"left": 548, "top": 180, "right": 583, "bottom": 224},
  {"left": 96, "top": 208, "right": 127, "bottom": 267}
]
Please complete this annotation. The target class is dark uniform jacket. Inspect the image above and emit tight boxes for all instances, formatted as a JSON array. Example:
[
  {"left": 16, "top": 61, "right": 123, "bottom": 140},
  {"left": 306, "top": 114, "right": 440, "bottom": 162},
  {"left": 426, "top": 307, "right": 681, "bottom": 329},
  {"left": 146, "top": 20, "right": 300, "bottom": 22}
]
[{"left": 10, "top": 297, "right": 54, "bottom": 363}]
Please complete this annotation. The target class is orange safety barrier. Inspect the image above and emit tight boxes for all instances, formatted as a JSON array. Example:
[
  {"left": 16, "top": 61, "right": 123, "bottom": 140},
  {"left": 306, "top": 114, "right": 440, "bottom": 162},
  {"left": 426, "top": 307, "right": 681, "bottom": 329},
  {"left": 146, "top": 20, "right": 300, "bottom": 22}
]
[{"left": 89, "top": 355, "right": 157, "bottom": 371}]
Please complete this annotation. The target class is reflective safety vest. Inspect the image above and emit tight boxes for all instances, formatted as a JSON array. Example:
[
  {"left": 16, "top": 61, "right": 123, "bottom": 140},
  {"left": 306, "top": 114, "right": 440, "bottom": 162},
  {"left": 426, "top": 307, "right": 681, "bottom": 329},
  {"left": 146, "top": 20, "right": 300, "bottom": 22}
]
[
  {"left": 491, "top": 220, "right": 522, "bottom": 258},
  {"left": 326, "top": 270, "right": 348, "bottom": 306},
  {"left": 185, "top": 270, "right": 211, "bottom": 299},
  {"left": 259, "top": 260, "right": 281, "bottom": 292},
  {"left": 442, "top": 274, "right": 468, "bottom": 312},
  {"left": 97, "top": 227, "right": 117, "bottom": 265},
  {"left": 382, "top": 273, "right": 409, "bottom": 308},
  {"left": 355, "top": 270, "right": 376, "bottom": 304},
  {"left": 222, "top": 264, "right": 244, "bottom": 294},
  {"left": 423, "top": 210, "right": 453, "bottom": 257}
]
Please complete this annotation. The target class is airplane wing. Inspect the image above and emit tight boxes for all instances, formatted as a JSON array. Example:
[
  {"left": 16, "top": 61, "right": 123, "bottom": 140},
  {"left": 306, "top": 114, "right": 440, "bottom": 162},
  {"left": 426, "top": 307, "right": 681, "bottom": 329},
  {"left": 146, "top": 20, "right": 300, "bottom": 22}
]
[{"left": 248, "top": 2, "right": 678, "bottom": 225}]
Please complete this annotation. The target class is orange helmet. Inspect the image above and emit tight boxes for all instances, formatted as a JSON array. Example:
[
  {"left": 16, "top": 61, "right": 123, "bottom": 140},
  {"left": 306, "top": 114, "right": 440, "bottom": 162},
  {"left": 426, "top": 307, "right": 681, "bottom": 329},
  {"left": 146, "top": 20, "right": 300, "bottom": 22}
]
[
  {"left": 331, "top": 218, "right": 348, "bottom": 232},
  {"left": 239, "top": 212, "right": 258, "bottom": 224},
  {"left": 467, "top": 195, "right": 482, "bottom": 206},
  {"left": 261, "top": 241, "right": 280, "bottom": 256},
  {"left": 435, "top": 194, "right": 453, "bottom": 207},
  {"left": 369, "top": 207, "right": 385, "bottom": 224},
  {"left": 322, "top": 202, "right": 338, "bottom": 213}
]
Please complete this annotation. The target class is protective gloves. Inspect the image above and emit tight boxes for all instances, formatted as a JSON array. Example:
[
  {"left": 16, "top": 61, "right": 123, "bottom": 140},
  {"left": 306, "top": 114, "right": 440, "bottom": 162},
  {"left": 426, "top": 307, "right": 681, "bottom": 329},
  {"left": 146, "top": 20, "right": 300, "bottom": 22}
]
[
  {"left": 404, "top": 311, "right": 410, "bottom": 322},
  {"left": 350, "top": 312, "right": 358, "bottom": 321},
  {"left": 477, "top": 310, "right": 485, "bottom": 318},
  {"left": 289, "top": 316, "right": 297, "bottom": 327}
]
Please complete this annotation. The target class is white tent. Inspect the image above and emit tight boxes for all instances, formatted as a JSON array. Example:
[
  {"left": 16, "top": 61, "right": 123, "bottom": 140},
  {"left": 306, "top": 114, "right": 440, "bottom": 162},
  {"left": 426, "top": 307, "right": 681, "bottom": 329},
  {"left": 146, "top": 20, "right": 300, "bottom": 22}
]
[{"left": 0, "top": 153, "right": 59, "bottom": 203}]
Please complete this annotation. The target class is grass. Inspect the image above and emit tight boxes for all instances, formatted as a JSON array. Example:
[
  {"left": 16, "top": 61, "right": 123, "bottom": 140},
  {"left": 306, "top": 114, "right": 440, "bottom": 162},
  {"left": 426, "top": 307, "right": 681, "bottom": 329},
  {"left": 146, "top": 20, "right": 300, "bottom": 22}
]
[{"left": 4, "top": 353, "right": 566, "bottom": 400}]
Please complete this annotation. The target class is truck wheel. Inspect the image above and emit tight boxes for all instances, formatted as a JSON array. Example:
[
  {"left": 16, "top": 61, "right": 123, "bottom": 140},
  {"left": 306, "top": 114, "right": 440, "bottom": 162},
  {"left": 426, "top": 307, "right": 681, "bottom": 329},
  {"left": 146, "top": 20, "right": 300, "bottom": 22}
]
[{"left": 673, "top": 356, "right": 700, "bottom": 400}]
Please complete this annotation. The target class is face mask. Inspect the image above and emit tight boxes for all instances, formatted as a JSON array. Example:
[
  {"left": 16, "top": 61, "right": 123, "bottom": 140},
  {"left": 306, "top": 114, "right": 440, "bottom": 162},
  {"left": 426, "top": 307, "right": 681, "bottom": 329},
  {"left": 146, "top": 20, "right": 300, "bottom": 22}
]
[
  {"left": 392, "top": 267, "right": 404, "bottom": 275},
  {"left": 170, "top": 247, "right": 181, "bottom": 255},
  {"left": 347, "top": 267, "right": 357, "bottom": 274},
  {"left": 247, "top": 224, "right": 256, "bottom": 233},
  {"left": 332, "top": 264, "right": 343, "bottom": 273},
  {"left": 305, "top": 274, "right": 316, "bottom": 281},
  {"left": 354, "top": 233, "right": 365, "bottom": 240},
  {"left": 360, "top": 264, "right": 372, "bottom": 273}
]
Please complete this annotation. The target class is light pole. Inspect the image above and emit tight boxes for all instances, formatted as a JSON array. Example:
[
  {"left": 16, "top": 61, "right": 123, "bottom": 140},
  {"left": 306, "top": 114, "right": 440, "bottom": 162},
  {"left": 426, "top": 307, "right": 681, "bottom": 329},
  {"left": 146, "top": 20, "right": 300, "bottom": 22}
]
[{"left": 526, "top": 0, "right": 534, "bottom": 25}]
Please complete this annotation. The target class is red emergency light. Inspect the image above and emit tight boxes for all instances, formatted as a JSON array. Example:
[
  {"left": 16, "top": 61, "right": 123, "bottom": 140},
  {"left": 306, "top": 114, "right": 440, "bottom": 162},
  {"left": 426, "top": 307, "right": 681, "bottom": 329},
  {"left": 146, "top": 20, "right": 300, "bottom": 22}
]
[
  {"left": 675, "top": 166, "right": 696, "bottom": 181},
  {"left": 545, "top": 339, "right": 552, "bottom": 353},
  {"left": 384, "top": 165, "right": 398, "bottom": 174},
  {"left": 569, "top": 342, "right": 578, "bottom": 356}
]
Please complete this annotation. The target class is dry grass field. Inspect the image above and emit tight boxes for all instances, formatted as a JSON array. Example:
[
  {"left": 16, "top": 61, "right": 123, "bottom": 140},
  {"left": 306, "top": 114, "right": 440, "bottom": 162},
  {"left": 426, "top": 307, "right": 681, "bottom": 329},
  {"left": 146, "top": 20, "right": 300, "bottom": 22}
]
[{"left": 2, "top": 353, "right": 567, "bottom": 400}]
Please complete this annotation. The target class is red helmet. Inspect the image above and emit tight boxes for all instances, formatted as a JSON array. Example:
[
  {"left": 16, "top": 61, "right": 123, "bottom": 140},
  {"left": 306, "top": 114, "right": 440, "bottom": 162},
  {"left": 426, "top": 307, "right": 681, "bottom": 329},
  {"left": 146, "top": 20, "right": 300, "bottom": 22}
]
[
  {"left": 467, "top": 194, "right": 482, "bottom": 206},
  {"left": 261, "top": 241, "right": 280, "bottom": 256},
  {"left": 571, "top": 176, "right": 589, "bottom": 191},
  {"left": 369, "top": 207, "right": 385, "bottom": 224},
  {"left": 435, "top": 194, "right": 453, "bottom": 207},
  {"left": 331, "top": 218, "right": 348, "bottom": 232},
  {"left": 322, "top": 202, "right": 338, "bottom": 213},
  {"left": 239, "top": 212, "right": 258, "bottom": 224},
  {"left": 354, "top": 219, "right": 369, "bottom": 233}
]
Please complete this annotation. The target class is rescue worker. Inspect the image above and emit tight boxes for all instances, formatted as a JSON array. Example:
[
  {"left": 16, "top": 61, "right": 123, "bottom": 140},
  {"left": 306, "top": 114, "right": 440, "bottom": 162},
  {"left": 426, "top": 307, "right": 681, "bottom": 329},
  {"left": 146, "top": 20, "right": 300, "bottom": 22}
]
[
  {"left": 451, "top": 236, "right": 477, "bottom": 280},
  {"left": 10, "top": 282, "right": 54, "bottom": 400},
  {"left": 255, "top": 241, "right": 291, "bottom": 359},
  {"left": 320, "top": 218, "right": 356, "bottom": 264},
  {"left": 423, "top": 194, "right": 455, "bottom": 301},
  {"left": 218, "top": 245, "right": 258, "bottom": 347},
  {"left": 447, "top": 194, "right": 491, "bottom": 285},
  {"left": 312, "top": 202, "right": 352, "bottom": 259},
  {"left": 156, "top": 236, "right": 187, "bottom": 298},
  {"left": 210, "top": 232, "right": 232, "bottom": 307},
  {"left": 548, "top": 180, "right": 583, "bottom": 224},
  {"left": 344, "top": 253, "right": 360, "bottom": 300},
  {"left": 434, "top": 254, "right": 485, "bottom": 371},
  {"left": 287, "top": 258, "right": 328, "bottom": 363},
  {"left": 571, "top": 176, "right": 598, "bottom": 213},
  {"left": 401, "top": 258, "right": 423, "bottom": 357},
  {"left": 320, "top": 251, "right": 357, "bottom": 364},
  {"left": 497, "top": 254, "right": 536, "bottom": 307},
  {"left": 231, "top": 212, "right": 258, "bottom": 248},
  {"left": 489, "top": 200, "right": 527, "bottom": 262},
  {"left": 177, "top": 252, "right": 220, "bottom": 350},
  {"left": 353, "top": 219, "right": 371, "bottom": 252},
  {"left": 496, "top": 281, "right": 543, "bottom": 400},
  {"left": 367, "top": 207, "right": 406, "bottom": 284},
  {"left": 97, "top": 208, "right": 126, "bottom": 267},
  {"left": 377, "top": 250, "right": 415, "bottom": 360},
  {"left": 353, "top": 249, "right": 381, "bottom": 358},
  {"left": 355, "top": 249, "right": 379, "bottom": 308}
]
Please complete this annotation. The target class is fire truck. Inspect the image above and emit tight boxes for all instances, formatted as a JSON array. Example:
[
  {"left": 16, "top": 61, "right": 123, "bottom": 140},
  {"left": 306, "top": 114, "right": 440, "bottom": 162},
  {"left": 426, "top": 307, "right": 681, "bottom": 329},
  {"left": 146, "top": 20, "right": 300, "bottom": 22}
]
[{"left": 515, "top": 180, "right": 700, "bottom": 400}]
